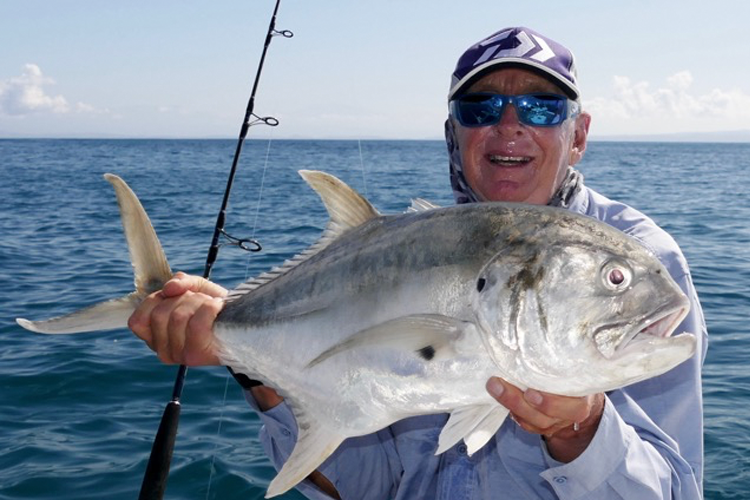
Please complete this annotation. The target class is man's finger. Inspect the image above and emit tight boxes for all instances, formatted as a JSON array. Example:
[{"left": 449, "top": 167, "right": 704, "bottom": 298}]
[
  {"left": 128, "top": 290, "right": 165, "bottom": 345},
  {"left": 523, "top": 389, "right": 593, "bottom": 425},
  {"left": 184, "top": 297, "right": 224, "bottom": 366},
  {"left": 163, "top": 272, "right": 227, "bottom": 299}
]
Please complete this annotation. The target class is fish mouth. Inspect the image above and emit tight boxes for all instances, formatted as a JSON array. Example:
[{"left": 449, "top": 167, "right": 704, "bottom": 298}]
[
  {"left": 488, "top": 155, "right": 532, "bottom": 167},
  {"left": 594, "top": 296, "right": 689, "bottom": 359}
]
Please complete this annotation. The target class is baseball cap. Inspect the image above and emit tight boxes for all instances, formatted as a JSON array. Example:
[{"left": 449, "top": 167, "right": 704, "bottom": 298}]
[{"left": 449, "top": 27, "right": 580, "bottom": 101}]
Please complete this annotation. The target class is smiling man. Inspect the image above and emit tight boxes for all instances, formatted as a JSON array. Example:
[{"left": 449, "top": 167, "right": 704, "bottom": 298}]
[{"left": 128, "top": 27, "right": 707, "bottom": 499}]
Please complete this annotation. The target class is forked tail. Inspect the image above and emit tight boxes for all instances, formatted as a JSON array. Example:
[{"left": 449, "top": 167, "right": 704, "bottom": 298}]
[{"left": 16, "top": 174, "right": 173, "bottom": 334}]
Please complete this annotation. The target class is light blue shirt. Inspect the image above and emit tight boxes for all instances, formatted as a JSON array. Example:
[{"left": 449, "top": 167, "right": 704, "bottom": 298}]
[{"left": 246, "top": 184, "right": 708, "bottom": 499}]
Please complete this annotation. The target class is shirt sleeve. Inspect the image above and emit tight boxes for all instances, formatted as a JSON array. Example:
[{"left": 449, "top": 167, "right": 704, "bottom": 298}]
[
  {"left": 539, "top": 394, "right": 702, "bottom": 499},
  {"left": 243, "top": 390, "right": 402, "bottom": 500}
]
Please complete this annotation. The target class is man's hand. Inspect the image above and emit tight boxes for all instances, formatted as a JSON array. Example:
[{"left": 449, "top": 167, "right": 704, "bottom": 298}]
[
  {"left": 486, "top": 377, "right": 605, "bottom": 462},
  {"left": 128, "top": 272, "right": 226, "bottom": 366}
]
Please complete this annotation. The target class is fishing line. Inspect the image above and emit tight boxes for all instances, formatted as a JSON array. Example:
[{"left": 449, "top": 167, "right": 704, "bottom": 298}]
[
  {"left": 137, "top": 1, "right": 292, "bottom": 498},
  {"left": 357, "top": 139, "right": 369, "bottom": 197},
  {"left": 206, "top": 134, "right": 274, "bottom": 498},
  {"left": 204, "top": 372, "right": 232, "bottom": 500}
]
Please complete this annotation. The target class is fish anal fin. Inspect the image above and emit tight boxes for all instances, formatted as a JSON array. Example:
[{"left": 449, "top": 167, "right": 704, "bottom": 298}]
[
  {"left": 266, "top": 401, "right": 345, "bottom": 498},
  {"left": 306, "top": 314, "right": 470, "bottom": 369},
  {"left": 436, "top": 405, "right": 509, "bottom": 456}
]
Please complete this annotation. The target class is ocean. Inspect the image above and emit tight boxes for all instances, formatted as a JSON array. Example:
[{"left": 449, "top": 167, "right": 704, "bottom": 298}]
[{"left": 0, "top": 138, "right": 748, "bottom": 499}]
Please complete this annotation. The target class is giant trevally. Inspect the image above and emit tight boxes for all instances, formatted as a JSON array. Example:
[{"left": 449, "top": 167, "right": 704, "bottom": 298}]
[{"left": 17, "top": 171, "right": 696, "bottom": 497}]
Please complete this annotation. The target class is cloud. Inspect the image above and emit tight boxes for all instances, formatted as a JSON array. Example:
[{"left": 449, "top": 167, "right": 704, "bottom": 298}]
[
  {"left": 0, "top": 64, "right": 104, "bottom": 116},
  {"left": 585, "top": 71, "right": 750, "bottom": 122}
]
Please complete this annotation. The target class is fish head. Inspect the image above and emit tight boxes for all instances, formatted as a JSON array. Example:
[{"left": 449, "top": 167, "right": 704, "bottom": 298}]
[{"left": 472, "top": 235, "right": 696, "bottom": 396}]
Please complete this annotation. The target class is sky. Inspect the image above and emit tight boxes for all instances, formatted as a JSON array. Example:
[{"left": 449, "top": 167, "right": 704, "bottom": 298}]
[{"left": 2, "top": 0, "right": 750, "bottom": 140}]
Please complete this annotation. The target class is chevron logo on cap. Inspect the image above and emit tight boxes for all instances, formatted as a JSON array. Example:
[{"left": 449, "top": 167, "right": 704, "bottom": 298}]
[
  {"left": 449, "top": 27, "right": 579, "bottom": 100},
  {"left": 473, "top": 29, "right": 555, "bottom": 67}
]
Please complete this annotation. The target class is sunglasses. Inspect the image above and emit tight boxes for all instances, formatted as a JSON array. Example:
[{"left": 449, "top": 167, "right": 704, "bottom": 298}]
[{"left": 450, "top": 92, "right": 579, "bottom": 128}]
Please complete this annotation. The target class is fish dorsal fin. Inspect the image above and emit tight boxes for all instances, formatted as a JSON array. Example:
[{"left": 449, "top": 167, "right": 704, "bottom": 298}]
[
  {"left": 407, "top": 198, "right": 441, "bottom": 213},
  {"left": 226, "top": 171, "right": 379, "bottom": 303},
  {"left": 436, "top": 405, "right": 509, "bottom": 456},
  {"left": 225, "top": 170, "right": 380, "bottom": 302},
  {"left": 265, "top": 398, "right": 345, "bottom": 498},
  {"left": 299, "top": 169, "right": 380, "bottom": 231}
]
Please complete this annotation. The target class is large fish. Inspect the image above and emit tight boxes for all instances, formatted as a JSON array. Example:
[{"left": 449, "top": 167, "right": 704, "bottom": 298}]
[{"left": 17, "top": 171, "right": 696, "bottom": 497}]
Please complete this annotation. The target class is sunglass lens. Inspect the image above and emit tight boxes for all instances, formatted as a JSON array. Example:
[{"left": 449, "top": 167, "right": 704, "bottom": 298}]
[
  {"left": 516, "top": 95, "right": 566, "bottom": 126},
  {"left": 455, "top": 94, "right": 504, "bottom": 127}
]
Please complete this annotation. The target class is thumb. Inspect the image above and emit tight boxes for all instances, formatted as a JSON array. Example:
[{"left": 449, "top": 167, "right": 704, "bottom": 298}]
[{"left": 162, "top": 272, "right": 228, "bottom": 299}]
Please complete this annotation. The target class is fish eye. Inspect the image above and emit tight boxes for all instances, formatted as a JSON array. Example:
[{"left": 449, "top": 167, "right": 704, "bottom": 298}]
[
  {"left": 609, "top": 269, "right": 625, "bottom": 285},
  {"left": 477, "top": 277, "right": 486, "bottom": 292},
  {"left": 601, "top": 261, "right": 632, "bottom": 292}
]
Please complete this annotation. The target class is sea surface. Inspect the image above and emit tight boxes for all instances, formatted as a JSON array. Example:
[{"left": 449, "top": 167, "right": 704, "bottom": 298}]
[{"left": 0, "top": 138, "right": 748, "bottom": 499}]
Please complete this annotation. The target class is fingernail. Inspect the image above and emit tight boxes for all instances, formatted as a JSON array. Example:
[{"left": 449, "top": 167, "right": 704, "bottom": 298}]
[
  {"left": 487, "top": 378, "right": 504, "bottom": 398},
  {"left": 525, "top": 389, "right": 543, "bottom": 406}
]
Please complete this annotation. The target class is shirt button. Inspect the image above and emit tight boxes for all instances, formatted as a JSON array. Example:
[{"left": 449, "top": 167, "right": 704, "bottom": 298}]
[
  {"left": 554, "top": 476, "right": 567, "bottom": 484},
  {"left": 281, "top": 429, "right": 291, "bottom": 437},
  {"left": 457, "top": 445, "right": 467, "bottom": 455}
]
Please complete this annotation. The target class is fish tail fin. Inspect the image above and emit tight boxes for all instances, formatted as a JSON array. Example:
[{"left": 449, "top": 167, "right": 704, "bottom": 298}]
[{"left": 16, "top": 174, "right": 172, "bottom": 334}]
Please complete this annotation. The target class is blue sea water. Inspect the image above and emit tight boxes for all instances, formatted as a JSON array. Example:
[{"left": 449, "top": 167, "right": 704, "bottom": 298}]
[{"left": 0, "top": 138, "right": 748, "bottom": 499}]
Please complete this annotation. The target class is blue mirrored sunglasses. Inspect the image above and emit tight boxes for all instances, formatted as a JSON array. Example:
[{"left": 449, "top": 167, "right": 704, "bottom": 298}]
[{"left": 450, "top": 92, "right": 579, "bottom": 128}]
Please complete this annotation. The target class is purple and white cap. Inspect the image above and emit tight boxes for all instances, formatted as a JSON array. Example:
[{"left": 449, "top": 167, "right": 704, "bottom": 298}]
[{"left": 448, "top": 27, "right": 580, "bottom": 101}]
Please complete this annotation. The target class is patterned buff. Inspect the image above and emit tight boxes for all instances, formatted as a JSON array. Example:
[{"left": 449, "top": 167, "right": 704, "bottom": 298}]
[{"left": 445, "top": 119, "right": 583, "bottom": 208}]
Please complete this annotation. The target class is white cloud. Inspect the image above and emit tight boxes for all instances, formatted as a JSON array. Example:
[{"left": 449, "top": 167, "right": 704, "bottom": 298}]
[
  {"left": 0, "top": 64, "right": 104, "bottom": 116},
  {"left": 585, "top": 71, "right": 750, "bottom": 123}
]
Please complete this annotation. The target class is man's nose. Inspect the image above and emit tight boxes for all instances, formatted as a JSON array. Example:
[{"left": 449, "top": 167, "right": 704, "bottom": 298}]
[{"left": 494, "top": 103, "right": 524, "bottom": 135}]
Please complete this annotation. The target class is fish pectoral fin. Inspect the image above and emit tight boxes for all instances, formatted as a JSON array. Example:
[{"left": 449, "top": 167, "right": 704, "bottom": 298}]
[
  {"left": 266, "top": 404, "right": 345, "bottom": 498},
  {"left": 306, "top": 314, "right": 472, "bottom": 369},
  {"left": 437, "top": 404, "right": 510, "bottom": 456}
]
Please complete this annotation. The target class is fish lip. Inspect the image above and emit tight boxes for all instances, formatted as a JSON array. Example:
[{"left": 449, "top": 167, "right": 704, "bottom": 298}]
[
  {"left": 621, "top": 300, "right": 688, "bottom": 348},
  {"left": 593, "top": 295, "right": 689, "bottom": 359}
]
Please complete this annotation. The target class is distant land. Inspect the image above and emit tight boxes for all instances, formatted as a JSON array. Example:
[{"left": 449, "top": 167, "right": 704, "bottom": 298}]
[{"left": 1, "top": 130, "right": 750, "bottom": 143}]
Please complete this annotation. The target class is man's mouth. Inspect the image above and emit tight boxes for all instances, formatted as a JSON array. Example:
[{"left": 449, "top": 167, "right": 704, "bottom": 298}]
[{"left": 488, "top": 155, "right": 532, "bottom": 167}]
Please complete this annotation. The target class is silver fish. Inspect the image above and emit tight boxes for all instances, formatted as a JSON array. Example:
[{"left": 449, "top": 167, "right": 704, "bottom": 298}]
[{"left": 17, "top": 171, "right": 696, "bottom": 498}]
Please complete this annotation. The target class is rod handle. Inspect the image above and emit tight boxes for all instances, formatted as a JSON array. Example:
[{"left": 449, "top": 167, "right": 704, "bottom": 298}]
[{"left": 138, "top": 401, "right": 182, "bottom": 500}]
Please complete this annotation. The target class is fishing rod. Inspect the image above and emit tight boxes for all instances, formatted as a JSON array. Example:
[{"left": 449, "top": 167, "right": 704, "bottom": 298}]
[{"left": 138, "top": 2, "right": 292, "bottom": 498}]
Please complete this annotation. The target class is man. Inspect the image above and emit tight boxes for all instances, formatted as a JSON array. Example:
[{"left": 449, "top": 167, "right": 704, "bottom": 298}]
[{"left": 130, "top": 27, "right": 707, "bottom": 499}]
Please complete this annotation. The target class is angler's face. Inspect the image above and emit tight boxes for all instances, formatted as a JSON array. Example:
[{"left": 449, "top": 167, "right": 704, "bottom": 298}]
[{"left": 453, "top": 68, "right": 591, "bottom": 205}]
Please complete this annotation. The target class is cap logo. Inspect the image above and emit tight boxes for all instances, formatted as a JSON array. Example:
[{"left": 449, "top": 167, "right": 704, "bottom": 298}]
[{"left": 474, "top": 29, "right": 555, "bottom": 67}]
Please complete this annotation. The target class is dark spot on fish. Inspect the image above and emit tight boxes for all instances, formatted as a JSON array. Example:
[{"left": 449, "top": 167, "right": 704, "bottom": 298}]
[
  {"left": 417, "top": 345, "right": 436, "bottom": 361},
  {"left": 477, "top": 278, "right": 486, "bottom": 292}
]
